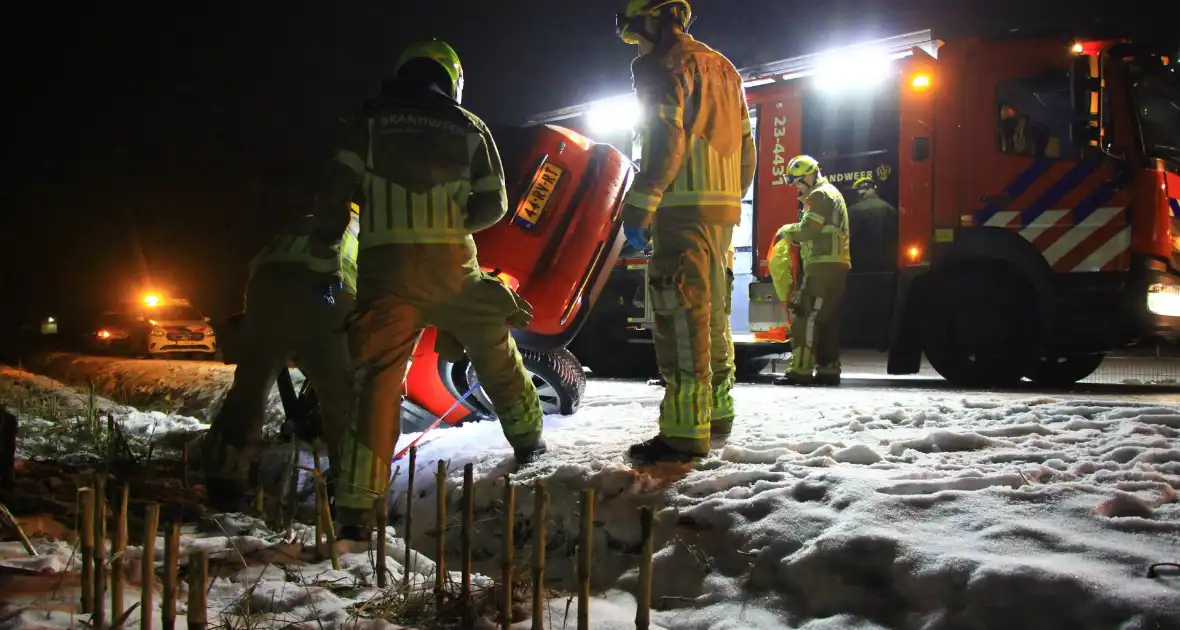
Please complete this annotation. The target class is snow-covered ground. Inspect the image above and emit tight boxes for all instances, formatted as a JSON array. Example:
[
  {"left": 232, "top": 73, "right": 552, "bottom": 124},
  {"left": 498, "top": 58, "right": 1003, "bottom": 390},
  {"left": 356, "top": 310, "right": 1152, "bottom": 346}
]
[{"left": 3, "top": 361, "right": 1180, "bottom": 629}]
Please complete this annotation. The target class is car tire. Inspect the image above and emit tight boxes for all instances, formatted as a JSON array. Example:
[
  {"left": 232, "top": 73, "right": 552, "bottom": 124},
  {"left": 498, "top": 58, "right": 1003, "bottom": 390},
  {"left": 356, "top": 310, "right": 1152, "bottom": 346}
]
[{"left": 466, "top": 348, "right": 586, "bottom": 417}]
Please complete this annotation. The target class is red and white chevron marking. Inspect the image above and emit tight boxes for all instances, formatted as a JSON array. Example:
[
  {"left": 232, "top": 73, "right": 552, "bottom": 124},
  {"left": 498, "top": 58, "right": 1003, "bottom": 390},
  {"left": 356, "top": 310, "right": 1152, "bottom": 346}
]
[{"left": 981, "top": 207, "right": 1130, "bottom": 272}]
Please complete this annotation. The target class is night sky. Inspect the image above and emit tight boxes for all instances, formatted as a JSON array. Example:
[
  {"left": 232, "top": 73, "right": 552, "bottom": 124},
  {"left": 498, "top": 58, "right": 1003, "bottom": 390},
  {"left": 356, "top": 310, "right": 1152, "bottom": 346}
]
[{"left": 3, "top": 0, "right": 1161, "bottom": 329}]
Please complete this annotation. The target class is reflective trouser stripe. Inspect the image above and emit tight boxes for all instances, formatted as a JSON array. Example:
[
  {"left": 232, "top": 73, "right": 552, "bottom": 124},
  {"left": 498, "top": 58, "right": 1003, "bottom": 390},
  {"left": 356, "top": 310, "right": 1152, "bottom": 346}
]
[
  {"left": 650, "top": 282, "right": 711, "bottom": 440},
  {"left": 789, "top": 295, "right": 822, "bottom": 375}
]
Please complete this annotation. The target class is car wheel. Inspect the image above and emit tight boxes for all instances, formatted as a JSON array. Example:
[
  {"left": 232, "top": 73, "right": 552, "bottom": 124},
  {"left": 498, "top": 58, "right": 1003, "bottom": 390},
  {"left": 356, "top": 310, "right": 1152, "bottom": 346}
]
[{"left": 465, "top": 348, "right": 586, "bottom": 416}]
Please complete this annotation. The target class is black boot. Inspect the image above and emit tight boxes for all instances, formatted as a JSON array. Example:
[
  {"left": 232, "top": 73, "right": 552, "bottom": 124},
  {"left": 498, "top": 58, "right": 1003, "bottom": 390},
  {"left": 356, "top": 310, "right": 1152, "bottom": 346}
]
[
  {"left": 628, "top": 436, "right": 705, "bottom": 464},
  {"left": 646, "top": 376, "right": 667, "bottom": 387},
  {"left": 773, "top": 372, "right": 814, "bottom": 386},
  {"left": 514, "top": 439, "right": 548, "bottom": 466}
]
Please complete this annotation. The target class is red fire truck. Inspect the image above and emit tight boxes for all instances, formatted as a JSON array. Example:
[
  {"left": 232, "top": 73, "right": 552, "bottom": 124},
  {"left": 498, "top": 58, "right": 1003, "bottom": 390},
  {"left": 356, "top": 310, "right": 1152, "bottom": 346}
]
[{"left": 531, "top": 28, "right": 1180, "bottom": 387}]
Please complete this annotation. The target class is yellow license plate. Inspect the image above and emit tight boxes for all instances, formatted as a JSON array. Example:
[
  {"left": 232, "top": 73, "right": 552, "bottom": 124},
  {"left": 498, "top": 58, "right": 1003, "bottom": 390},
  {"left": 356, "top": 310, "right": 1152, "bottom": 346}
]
[{"left": 513, "top": 161, "right": 564, "bottom": 230}]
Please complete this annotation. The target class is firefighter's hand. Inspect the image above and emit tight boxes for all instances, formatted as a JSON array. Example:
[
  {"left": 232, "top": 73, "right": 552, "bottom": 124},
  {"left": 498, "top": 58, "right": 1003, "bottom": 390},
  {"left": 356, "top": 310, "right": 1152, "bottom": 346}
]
[
  {"left": 788, "top": 292, "right": 804, "bottom": 316},
  {"left": 623, "top": 222, "right": 650, "bottom": 251}
]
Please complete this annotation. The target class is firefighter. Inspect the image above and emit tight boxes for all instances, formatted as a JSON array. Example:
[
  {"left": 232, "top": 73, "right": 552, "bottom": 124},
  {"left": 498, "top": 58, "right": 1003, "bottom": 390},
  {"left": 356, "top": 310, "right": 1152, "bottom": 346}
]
[
  {"left": 308, "top": 40, "right": 544, "bottom": 534},
  {"left": 202, "top": 209, "right": 359, "bottom": 511},
  {"left": 616, "top": 0, "right": 756, "bottom": 463},
  {"left": 774, "top": 155, "right": 850, "bottom": 386},
  {"left": 849, "top": 177, "right": 897, "bottom": 272}
]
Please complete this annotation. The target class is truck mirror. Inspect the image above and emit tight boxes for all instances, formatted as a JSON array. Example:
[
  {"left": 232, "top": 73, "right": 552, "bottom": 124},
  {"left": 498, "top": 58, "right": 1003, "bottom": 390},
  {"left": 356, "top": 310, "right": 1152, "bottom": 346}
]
[
  {"left": 912, "top": 137, "right": 931, "bottom": 162},
  {"left": 1069, "top": 54, "right": 1101, "bottom": 149}
]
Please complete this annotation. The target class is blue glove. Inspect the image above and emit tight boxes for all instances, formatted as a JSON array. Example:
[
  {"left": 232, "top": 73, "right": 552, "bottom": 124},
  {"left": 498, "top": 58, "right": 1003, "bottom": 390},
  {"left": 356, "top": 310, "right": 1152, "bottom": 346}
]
[{"left": 623, "top": 223, "right": 649, "bottom": 251}]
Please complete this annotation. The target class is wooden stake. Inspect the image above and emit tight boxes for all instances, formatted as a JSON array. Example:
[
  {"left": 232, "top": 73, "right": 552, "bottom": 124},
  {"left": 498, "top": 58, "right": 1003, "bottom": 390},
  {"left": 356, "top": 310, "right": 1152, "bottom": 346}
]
[
  {"left": 181, "top": 441, "right": 189, "bottom": 489},
  {"left": 80, "top": 488, "right": 95, "bottom": 614},
  {"left": 162, "top": 523, "right": 179, "bottom": 630},
  {"left": 460, "top": 463, "right": 474, "bottom": 624},
  {"left": 186, "top": 550, "right": 208, "bottom": 630},
  {"left": 283, "top": 450, "right": 299, "bottom": 541},
  {"left": 530, "top": 480, "right": 547, "bottom": 630},
  {"left": 576, "top": 488, "right": 595, "bottom": 630},
  {"left": 312, "top": 445, "right": 324, "bottom": 561},
  {"left": 254, "top": 486, "right": 265, "bottom": 520},
  {"left": 140, "top": 504, "right": 159, "bottom": 630},
  {"left": 400, "top": 445, "right": 416, "bottom": 590},
  {"left": 94, "top": 475, "right": 108, "bottom": 630},
  {"left": 316, "top": 472, "right": 339, "bottom": 570},
  {"left": 635, "top": 506, "right": 655, "bottom": 630},
  {"left": 111, "top": 485, "right": 129, "bottom": 628},
  {"left": 434, "top": 460, "right": 446, "bottom": 614},
  {"left": 500, "top": 481, "right": 516, "bottom": 630}
]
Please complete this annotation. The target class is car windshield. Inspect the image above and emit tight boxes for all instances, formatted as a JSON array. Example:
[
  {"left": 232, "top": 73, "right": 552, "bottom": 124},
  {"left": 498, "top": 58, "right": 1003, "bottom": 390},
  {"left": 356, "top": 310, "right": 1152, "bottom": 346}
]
[
  {"left": 151, "top": 305, "right": 204, "bottom": 321},
  {"left": 1125, "top": 55, "right": 1180, "bottom": 163}
]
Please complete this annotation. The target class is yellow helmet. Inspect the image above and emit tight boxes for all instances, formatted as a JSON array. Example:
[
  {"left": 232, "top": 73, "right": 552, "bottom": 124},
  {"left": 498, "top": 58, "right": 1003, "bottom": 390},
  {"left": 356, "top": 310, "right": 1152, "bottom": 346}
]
[
  {"left": 395, "top": 40, "right": 465, "bottom": 103},
  {"left": 784, "top": 155, "right": 820, "bottom": 186},
  {"left": 853, "top": 176, "right": 875, "bottom": 191},
  {"left": 616, "top": 0, "right": 693, "bottom": 44}
]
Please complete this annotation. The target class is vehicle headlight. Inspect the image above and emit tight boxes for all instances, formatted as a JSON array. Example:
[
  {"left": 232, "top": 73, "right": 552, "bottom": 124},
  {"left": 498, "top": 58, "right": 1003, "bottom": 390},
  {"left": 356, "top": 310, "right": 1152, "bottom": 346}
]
[
  {"left": 150, "top": 328, "right": 165, "bottom": 337},
  {"left": 1147, "top": 283, "right": 1180, "bottom": 317}
]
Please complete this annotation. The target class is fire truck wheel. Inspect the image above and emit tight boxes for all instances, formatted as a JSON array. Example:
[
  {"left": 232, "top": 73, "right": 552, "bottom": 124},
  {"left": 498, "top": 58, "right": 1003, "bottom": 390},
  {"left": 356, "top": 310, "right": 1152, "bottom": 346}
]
[
  {"left": 1026, "top": 353, "right": 1105, "bottom": 388},
  {"left": 466, "top": 348, "right": 587, "bottom": 417},
  {"left": 924, "top": 271, "right": 1039, "bottom": 388}
]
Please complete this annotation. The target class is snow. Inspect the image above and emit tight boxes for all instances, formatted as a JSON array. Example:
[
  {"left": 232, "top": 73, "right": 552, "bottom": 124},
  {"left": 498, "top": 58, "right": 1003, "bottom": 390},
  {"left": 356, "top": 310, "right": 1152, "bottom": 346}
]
[{"left": 3, "top": 361, "right": 1180, "bottom": 628}]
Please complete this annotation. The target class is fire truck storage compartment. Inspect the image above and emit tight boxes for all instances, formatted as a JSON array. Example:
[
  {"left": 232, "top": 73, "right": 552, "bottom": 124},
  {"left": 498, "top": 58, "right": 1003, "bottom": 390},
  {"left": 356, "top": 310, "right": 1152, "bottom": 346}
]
[{"left": 800, "top": 77, "right": 901, "bottom": 351}]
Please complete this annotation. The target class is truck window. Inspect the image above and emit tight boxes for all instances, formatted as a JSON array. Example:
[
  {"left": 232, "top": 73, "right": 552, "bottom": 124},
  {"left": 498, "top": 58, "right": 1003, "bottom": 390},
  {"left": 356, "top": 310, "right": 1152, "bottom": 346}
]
[{"left": 995, "top": 69, "right": 1079, "bottom": 160}]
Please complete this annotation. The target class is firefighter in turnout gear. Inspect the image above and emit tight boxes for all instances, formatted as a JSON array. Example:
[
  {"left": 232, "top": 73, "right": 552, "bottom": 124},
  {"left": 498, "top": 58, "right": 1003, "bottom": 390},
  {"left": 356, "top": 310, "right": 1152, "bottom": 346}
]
[
  {"left": 309, "top": 40, "right": 544, "bottom": 533},
  {"left": 616, "top": 0, "right": 757, "bottom": 463},
  {"left": 849, "top": 177, "right": 897, "bottom": 272},
  {"left": 774, "top": 155, "right": 850, "bottom": 386},
  {"left": 202, "top": 209, "right": 360, "bottom": 511}
]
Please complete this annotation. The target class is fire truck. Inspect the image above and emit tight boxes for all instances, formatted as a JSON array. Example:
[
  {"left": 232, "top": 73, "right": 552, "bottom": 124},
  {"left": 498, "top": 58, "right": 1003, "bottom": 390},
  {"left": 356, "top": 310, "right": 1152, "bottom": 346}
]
[{"left": 530, "top": 28, "right": 1180, "bottom": 387}]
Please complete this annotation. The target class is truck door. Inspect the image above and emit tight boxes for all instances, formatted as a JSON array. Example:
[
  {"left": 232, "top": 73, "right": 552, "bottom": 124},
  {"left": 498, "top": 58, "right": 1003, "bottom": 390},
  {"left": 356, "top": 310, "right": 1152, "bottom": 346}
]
[{"left": 800, "top": 78, "right": 901, "bottom": 350}]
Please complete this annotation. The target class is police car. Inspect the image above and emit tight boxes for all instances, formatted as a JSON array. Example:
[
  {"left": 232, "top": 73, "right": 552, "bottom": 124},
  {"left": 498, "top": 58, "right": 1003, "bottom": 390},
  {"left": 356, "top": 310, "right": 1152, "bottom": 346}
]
[{"left": 92, "top": 294, "right": 217, "bottom": 359}]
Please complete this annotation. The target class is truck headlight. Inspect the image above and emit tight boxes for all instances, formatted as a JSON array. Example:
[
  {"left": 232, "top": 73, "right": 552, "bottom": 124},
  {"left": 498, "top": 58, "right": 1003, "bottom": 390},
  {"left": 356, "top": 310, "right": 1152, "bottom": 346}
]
[
  {"left": 1147, "top": 283, "right": 1180, "bottom": 317},
  {"left": 150, "top": 329, "right": 165, "bottom": 337}
]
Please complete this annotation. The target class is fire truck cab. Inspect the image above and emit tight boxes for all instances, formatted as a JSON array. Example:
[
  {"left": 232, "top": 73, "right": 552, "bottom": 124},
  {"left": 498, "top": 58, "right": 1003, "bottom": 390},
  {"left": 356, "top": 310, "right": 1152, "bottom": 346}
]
[{"left": 534, "top": 28, "right": 1180, "bottom": 387}]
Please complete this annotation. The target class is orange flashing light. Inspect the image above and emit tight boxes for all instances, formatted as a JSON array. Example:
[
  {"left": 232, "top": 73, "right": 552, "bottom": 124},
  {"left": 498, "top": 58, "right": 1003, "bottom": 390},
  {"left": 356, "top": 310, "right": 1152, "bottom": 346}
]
[
  {"left": 907, "top": 246, "right": 923, "bottom": 263},
  {"left": 98, "top": 330, "right": 112, "bottom": 339},
  {"left": 1072, "top": 42, "right": 1085, "bottom": 54},
  {"left": 911, "top": 73, "right": 931, "bottom": 89},
  {"left": 143, "top": 293, "right": 161, "bottom": 307}
]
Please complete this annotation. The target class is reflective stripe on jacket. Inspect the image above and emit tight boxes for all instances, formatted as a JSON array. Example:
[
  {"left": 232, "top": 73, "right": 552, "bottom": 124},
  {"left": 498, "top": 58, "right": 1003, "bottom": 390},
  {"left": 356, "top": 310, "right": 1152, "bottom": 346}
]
[{"left": 622, "top": 32, "right": 756, "bottom": 227}]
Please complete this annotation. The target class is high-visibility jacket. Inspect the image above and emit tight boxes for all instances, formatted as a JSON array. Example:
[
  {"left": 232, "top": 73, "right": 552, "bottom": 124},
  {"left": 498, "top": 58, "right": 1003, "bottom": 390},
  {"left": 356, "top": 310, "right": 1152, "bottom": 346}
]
[
  {"left": 621, "top": 32, "right": 757, "bottom": 228},
  {"left": 776, "top": 178, "right": 851, "bottom": 268},
  {"left": 327, "top": 83, "right": 508, "bottom": 249},
  {"left": 250, "top": 211, "right": 360, "bottom": 295}
]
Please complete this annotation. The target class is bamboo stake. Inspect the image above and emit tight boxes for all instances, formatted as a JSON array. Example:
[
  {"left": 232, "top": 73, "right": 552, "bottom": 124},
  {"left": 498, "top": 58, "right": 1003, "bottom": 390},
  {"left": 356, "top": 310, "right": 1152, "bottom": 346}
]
[
  {"left": 500, "top": 481, "right": 516, "bottom": 630},
  {"left": 94, "top": 476, "right": 108, "bottom": 630},
  {"left": 530, "top": 480, "right": 547, "bottom": 630},
  {"left": 162, "top": 524, "right": 179, "bottom": 630},
  {"left": 460, "top": 463, "right": 474, "bottom": 624},
  {"left": 434, "top": 460, "right": 446, "bottom": 614},
  {"left": 400, "top": 445, "right": 417, "bottom": 590},
  {"left": 576, "top": 488, "right": 595, "bottom": 630},
  {"left": 635, "top": 507, "right": 655, "bottom": 630},
  {"left": 375, "top": 491, "right": 388, "bottom": 588},
  {"left": 318, "top": 476, "right": 339, "bottom": 569},
  {"left": 111, "top": 485, "right": 129, "bottom": 628},
  {"left": 181, "top": 442, "right": 189, "bottom": 488},
  {"left": 140, "top": 504, "right": 159, "bottom": 630},
  {"left": 186, "top": 550, "right": 207, "bottom": 630},
  {"left": 80, "top": 488, "right": 95, "bottom": 614},
  {"left": 312, "top": 445, "right": 324, "bottom": 561}
]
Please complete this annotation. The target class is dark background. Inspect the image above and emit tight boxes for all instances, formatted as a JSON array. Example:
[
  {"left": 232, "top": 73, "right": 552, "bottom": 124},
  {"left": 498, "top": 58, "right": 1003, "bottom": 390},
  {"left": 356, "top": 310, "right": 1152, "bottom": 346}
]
[{"left": 2, "top": 0, "right": 1165, "bottom": 331}]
